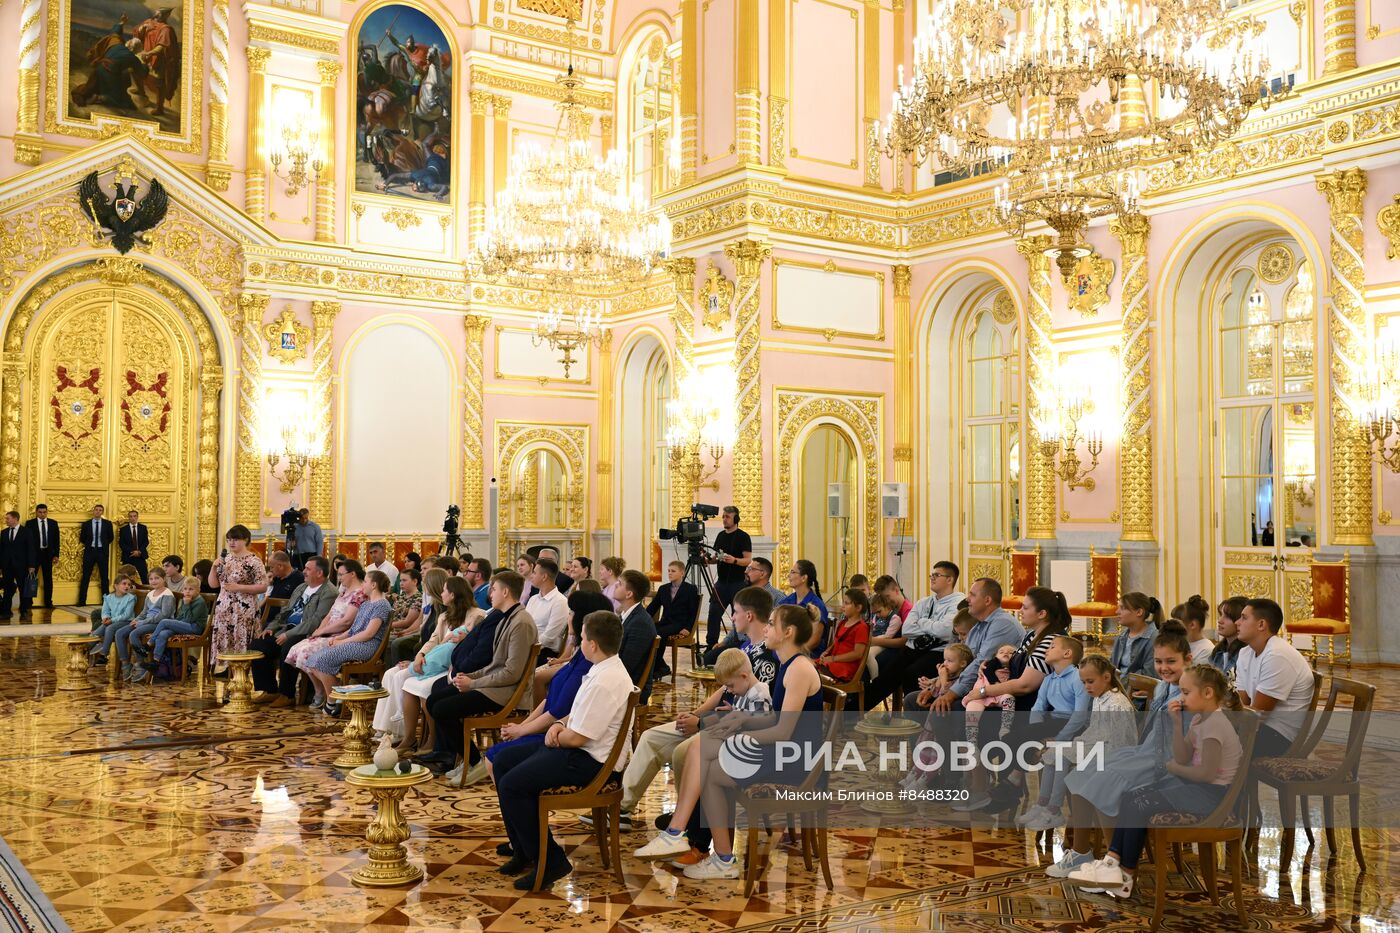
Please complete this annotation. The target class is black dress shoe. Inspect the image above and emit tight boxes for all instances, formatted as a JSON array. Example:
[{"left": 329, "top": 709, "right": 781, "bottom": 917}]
[
  {"left": 496, "top": 841, "right": 514, "bottom": 857},
  {"left": 497, "top": 855, "right": 535, "bottom": 876},
  {"left": 514, "top": 858, "right": 571, "bottom": 890}
]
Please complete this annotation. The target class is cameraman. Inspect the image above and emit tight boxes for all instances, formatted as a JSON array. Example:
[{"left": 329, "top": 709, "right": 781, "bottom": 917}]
[
  {"left": 702, "top": 505, "right": 751, "bottom": 649},
  {"left": 290, "top": 509, "right": 323, "bottom": 570}
]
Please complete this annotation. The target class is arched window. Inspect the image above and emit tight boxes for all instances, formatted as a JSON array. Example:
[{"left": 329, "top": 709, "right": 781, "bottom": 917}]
[
  {"left": 960, "top": 292, "right": 1021, "bottom": 578},
  {"left": 623, "top": 33, "right": 672, "bottom": 197}
]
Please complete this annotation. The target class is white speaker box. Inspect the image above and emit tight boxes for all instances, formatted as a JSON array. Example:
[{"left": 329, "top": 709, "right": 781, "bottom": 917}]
[
  {"left": 880, "top": 482, "right": 908, "bottom": 519},
  {"left": 827, "top": 483, "right": 849, "bottom": 518}
]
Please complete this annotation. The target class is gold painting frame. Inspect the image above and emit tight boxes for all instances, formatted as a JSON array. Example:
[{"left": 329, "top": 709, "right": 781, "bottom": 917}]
[{"left": 46, "top": 0, "right": 204, "bottom": 154}]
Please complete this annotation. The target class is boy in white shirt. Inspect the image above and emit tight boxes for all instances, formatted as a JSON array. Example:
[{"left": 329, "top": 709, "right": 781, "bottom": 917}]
[{"left": 493, "top": 610, "right": 636, "bottom": 889}]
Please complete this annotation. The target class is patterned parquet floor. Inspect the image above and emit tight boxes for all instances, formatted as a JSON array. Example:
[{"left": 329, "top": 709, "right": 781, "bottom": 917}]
[{"left": 0, "top": 618, "right": 1397, "bottom": 932}]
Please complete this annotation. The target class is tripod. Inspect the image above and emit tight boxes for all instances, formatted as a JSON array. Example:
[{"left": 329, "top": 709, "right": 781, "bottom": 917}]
[{"left": 680, "top": 542, "right": 727, "bottom": 670}]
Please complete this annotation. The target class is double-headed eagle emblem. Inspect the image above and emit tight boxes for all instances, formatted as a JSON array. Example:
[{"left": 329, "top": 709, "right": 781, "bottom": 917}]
[{"left": 78, "top": 170, "right": 169, "bottom": 254}]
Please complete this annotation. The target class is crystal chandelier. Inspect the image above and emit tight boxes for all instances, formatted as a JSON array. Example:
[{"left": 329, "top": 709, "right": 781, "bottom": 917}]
[
  {"left": 471, "top": 23, "right": 669, "bottom": 376},
  {"left": 879, "top": 0, "right": 1282, "bottom": 277}
]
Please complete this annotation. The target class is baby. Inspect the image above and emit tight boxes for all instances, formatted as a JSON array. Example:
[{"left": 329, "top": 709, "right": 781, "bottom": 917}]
[{"left": 962, "top": 643, "right": 1017, "bottom": 713}]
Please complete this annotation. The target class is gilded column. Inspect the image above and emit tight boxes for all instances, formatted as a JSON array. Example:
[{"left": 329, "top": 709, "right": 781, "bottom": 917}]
[
  {"left": 235, "top": 293, "right": 269, "bottom": 526},
  {"left": 667, "top": 257, "right": 697, "bottom": 523},
  {"left": 735, "top": 0, "right": 762, "bottom": 164},
  {"left": 1110, "top": 212, "right": 1155, "bottom": 542},
  {"left": 1017, "top": 236, "right": 1057, "bottom": 539},
  {"left": 245, "top": 48, "right": 272, "bottom": 223},
  {"left": 309, "top": 300, "right": 341, "bottom": 526},
  {"left": 863, "top": 0, "right": 881, "bottom": 188},
  {"left": 206, "top": 0, "right": 232, "bottom": 189},
  {"left": 892, "top": 0, "right": 906, "bottom": 191},
  {"left": 680, "top": 0, "right": 699, "bottom": 182},
  {"left": 727, "top": 239, "right": 771, "bottom": 533},
  {"left": 198, "top": 369, "right": 225, "bottom": 560},
  {"left": 469, "top": 90, "right": 492, "bottom": 242},
  {"left": 892, "top": 266, "right": 914, "bottom": 511},
  {"left": 315, "top": 61, "right": 341, "bottom": 243},
  {"left": 522, "top": 459, "right": 539, "bottom": 526},
  {"left": 596, "top": 330, "right": 615, "bottom": 530},
  {"left": 1322, "top": 0, "right": 1357, "bottom": 76},
  {"left": 768, "top": 0, "right": 788, "bottom": 170},
  {"left": 0, "top": 361, "right": 23, "bottom": 512},
  {"left": 1316, "top": 168, "right": 1374, "bottom": 545},
  {"left": 492, "top": 96, "right": 512, "bottom": 201},
  {"left": 14, "top": 0, "right": 42, "bottom": 164},
  {"left": 462, "top": 313, "right": 489, "bottom": 528}
]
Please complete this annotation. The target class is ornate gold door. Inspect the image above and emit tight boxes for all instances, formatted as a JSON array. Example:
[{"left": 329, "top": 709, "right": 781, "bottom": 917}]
[{"left": 24, "top": 287, "right": 198, "bottom": 602}]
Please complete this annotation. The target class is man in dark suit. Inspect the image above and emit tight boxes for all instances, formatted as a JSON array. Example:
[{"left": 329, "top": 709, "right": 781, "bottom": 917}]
[
  {"left": 118, "top": 509, "right": 150, "bottom": 583},
  {"left": 646, "top": 559, "right": 700, "bottom": 679},
  {"left": 0, "top": 511, "right": 36, "bottom": 621},
  {"left": 616, "top": 569, "right": 659, "bottom": 702},
  {"left": 24, "top": 504, "right": 59, "bottom": 609},
  {"left": 77, "top": 504, "right": 115, "bottom": 606}
]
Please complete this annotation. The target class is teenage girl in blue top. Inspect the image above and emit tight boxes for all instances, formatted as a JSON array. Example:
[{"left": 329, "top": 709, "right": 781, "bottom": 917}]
[{"left": 780, "top": 559, "right": 829, "bottom": 653}]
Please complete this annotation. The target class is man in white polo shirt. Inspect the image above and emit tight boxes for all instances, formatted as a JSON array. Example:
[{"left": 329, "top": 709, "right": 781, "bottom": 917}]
[
  {"left": 525, "top": 557, "right": 571, "bottom": 661},
  {"left": 492, "top": 610, "right": 635, "bottom": 889},
  {"left": 1235, "top": 597, "right": 1316, "bottom": 757}
]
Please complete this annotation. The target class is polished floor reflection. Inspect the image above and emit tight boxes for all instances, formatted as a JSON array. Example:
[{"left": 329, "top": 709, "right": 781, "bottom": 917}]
[{"left": 0, "top": 623, "right": 1394, "bottom": 932}]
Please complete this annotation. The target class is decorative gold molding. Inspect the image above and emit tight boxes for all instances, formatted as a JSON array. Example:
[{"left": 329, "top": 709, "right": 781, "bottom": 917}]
[
  {"left": 1317, "top": 168, "right": 1374, "bottom": 546},
  {"left": 462, "top": 313, "right": 490, "bottom": 528},
  {"left": 770, "top": 257, "right": 885, "bottom": 340},
  {"left": 1067, "top": 254, "right": 1114, "bottom": 319},
  {"left": 470, "top": 67, "right": 611, "bottom": 111},
  {"left": 1378, "top": 194, "right": 1400, "bottom": 260},
  {"left": 700, "top": 262, "right": 735, "bottom": 331},
  {"left": 1018, "top": 236, "right": 1057, "bottom": 539},
  {"left": 308, "top": 300, "right": 340, "bottom": 524},
  {"left": 235, "top": 292, "right": 269, "bottom": 525},
  {"left": 1257, "top": 243, "right": 1296, "bottom": 283},
  {"left": 495, "top": 421, "right": 589, "bottom": 563},
  {"left": 728, "top": 238, "right": 771, "bottom": 534},
  {"left": 248, "top": 23, "right": 339, "bottom": 56},
  {"left": 1323, "top": 0, "right": 1358, "bottom": 75},
  {"left": 263, "top": 307, "right": 310, "bottom": 364},
  {"left": 1110, "top": 212, "right": 1154, "bottom": 543},
  {"left": 381, "top": 207, "right": 422, "bottom": 232}
]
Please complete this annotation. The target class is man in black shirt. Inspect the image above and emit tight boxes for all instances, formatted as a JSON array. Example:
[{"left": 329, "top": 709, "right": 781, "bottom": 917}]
[{"left": 703, "top": 505, "right": 752, "bottom": 650}]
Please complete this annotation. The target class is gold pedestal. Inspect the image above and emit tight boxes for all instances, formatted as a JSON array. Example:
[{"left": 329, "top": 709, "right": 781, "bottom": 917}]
[
  {"left": 685, "top": 666, "right": 716, "bottom": 684},
  {"left": 217, "top": 651, "right": 263, "bottom": 714},
  {"left": 58, "top": 636, "right": 100, "bottom": 691},
  {"left": 345, "top": 763, "right": 433, "bottom": 887},
  {"left": 855, "top": 715, "right": 923, "bottom": 817},
  {"left": 330, "top": 687, "right": 389, "bottom": 769}
]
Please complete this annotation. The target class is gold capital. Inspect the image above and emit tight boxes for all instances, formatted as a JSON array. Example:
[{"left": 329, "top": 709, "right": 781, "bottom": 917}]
[
  {"left": 1317, "top": 167, "right": 1367, "bottom": 218},
  {"left": 725, "top": 239, "right": 771, "bottom": 278},
  {"left": 1109, "top": 212, "right": 1150, "bottom": 256},
  {"left": 247, "top": 47, "right": 271, "bottom": 72},
  {"left": 892, "top": 264, "right": 912, "bottom": 298}
]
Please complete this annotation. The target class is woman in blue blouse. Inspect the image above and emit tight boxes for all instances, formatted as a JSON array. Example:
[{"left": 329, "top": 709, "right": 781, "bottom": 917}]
[
  {"left": 780, "top": 559, "right": 829, "bottom": 652},
  {"left": 304, "top": 570, "right": 393, "bottom": 715}
]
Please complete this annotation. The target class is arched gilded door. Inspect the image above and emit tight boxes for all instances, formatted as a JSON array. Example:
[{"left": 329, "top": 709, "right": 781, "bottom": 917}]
[{"left": 21, "top": 285, "right": 201, "bottom": 602}]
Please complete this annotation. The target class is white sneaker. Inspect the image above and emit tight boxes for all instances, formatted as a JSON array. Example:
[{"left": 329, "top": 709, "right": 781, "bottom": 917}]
[
  {"left": 459, "top": 759, "right": 490, "bottom": 787},
  {"left": 443, "top": 763, "right": 464, "bottom": 784},
  {"left": 1104, "top": 873, "right": 1135, "bottom": 898},
  {"left": 634, "top": 831, "right": 691, "bottom": 860},
  {"left": 1025, "top": 808, "right": 1066, "bottom": 831},
  {"left": 1045, "top": 848, "right": 1093, "bottom": 878},
  {"left": 1068, "top": 857, "right": 1125, "bottom": 889},
  {"left": 682, "top": 853, "right": 740, "bottom": 880},
  {"left": 1015, "top": 804, "right": 1047, "bottom": 827},
  {"left": 951, "top": 794, "right": 991, "bottom": 812}
]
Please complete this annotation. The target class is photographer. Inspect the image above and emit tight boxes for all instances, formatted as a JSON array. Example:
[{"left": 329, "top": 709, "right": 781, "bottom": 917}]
[
  {"left": 290, "top": 509, "right": 323, "bottom": 570},
  {"left": 703, "top": 506, "right": 751, "bottom": 650}
]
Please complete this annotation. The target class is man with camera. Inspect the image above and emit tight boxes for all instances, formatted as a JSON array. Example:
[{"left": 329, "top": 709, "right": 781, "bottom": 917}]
[
  {"left": 290, "top": 509, "right": 323, "bottom": 570},
  {"left": 703, "top": 505, "right": 751, "bottom": 650}
]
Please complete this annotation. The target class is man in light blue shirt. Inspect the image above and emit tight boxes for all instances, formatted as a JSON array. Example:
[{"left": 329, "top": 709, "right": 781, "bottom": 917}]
[
  {"left": 291, "top": 509, "right": 324, "bottom": 569},
  {"left": 863, "top": 560, "right": 966, "bottom": 709},
  {"left": 939, "top": 577, "right": 1026, "bottom": 704}
]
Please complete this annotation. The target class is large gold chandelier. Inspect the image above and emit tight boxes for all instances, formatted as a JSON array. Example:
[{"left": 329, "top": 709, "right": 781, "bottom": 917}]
[
  {"left": 471, "top": 25, "right": 669, "bottom": 375},
  {"left": 879, "top": 0, "right": 1283, "bottom": 277}
]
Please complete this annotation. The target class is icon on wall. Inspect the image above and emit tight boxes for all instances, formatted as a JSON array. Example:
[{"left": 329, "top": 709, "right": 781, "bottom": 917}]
[{"left": 264, "top": 307, "right": 310, "bottom": 364}]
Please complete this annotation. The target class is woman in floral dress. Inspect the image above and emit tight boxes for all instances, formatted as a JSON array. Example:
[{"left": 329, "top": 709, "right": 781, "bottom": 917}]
[
  {"left": 304, "top": 570, "right": 394, "bottom": 715},
  {"left": 209, "top": 525, "right": 268, "bottom": 667}
]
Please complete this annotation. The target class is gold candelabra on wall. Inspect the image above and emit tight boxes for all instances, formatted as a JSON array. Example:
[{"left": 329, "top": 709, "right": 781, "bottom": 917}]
[{"left": 1039, "top": 395, "right": 1104, "bottom": 491}]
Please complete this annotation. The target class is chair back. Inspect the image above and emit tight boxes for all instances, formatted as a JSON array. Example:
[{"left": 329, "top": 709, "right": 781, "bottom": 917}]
[
  {"left": 200, "top": 592, "right": 217, "bottom": 610},
  {"left": 1282, "top": 671, "right": 1325, "bottom": 756},
  {"left": 575, "top": 688, "right": 641, "bottom": 796},
  {"left": 1128, "top": 673, "right": 1161, "bottom": 736},
  {"left": 1008, "top": 548, "right": 1040, "bottom": 598},
  {"left": 823, "top": 635, "right": 870, "bottom": 693},
  {"left": 1086, "top": 546, "right": 1122, "bottom": 605},
  {"left": 792, "top": 687, "right": 846, "bottom": 795},
  {"left": 1292, "top": 676, "right": 1375, "bottom": 782},
  {"left": 1194, "top": 709, "right": 1260, "bottom": 828},
  {"left": 639, "top": 635, "right": 662, "bottom": 695},
  {"left": 1308, "top": 555, "right": 1349, "bottom": 624},
  {"left": 258, "top": 597, "right": 288, "bottom": 628},
  {"left": 503, "top": 642, "right": 544, "bottom": 711}
]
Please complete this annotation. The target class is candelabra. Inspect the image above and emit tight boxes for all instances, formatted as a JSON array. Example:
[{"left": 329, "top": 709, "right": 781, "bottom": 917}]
[
  {"left": 665, "top": 365, "right": 734, "bottom": 504},
  {"left": 1039, "top": 396, "right": 1104, "bottom": 491},
  {"left": 270, "top": 116, "right": 323, "bottom": 197},
  {"left": 264, "top": 421, "right": 317, "bottom": 493},
  {"left": 1353, "top": 332, "right": 1400, "bottom": 472}
]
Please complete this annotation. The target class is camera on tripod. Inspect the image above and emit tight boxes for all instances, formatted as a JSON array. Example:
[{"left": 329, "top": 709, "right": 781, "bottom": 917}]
[
  {"left": 279, "top": 507, "right": 300, "bottom": 536},
  {"left": 659, "top": 503, "right": 719, "bottom": 547},
  {"left": 442, "top": 505, "right": 462, "bottom": 556}
]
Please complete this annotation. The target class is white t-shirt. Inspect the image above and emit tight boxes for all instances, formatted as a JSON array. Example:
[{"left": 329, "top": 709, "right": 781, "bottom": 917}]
[
  {"left": 367, "top": 560, "right": 400, "bottom": 586},
  {"left": 1235, "top": 635, "right": 1315, "bottom": 741},
  {"left": 1189, "top": 637, "right": 1214, "bottom": 664},
  {"left": 565, "top": 654, "right": 637, "bottom": 769}
]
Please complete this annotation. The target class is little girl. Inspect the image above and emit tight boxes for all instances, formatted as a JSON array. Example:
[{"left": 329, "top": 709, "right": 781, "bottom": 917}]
[
  {"left": 815, "top": 588, "right": 871, "bottom": 684},
  {"left": 121, "top": 568, "right": 175, "bottom": 680},
  {"left": 1172, "top": 595, "right": 1215, "bottom": 663},
  {"left": 1018, "top": 653, "right": 1138, "bottom": 830},
  {"left": 900, "top": 642, "right": 974, "bottom": 791},
  {"left": 1069, "top": 664, "right": 1243, "bottom": 898},
  {"left": 865, "top": 592, "right": 903, "bottom": 680},
  {"left": 1051, "top": 630, "right": 1192, "bottom": 879}
]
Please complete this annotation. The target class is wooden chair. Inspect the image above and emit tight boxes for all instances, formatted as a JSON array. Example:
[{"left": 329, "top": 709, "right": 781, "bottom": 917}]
[
  {"left": 166, "top": 592, "right": 218, "bottom": 681},
  {"left": 1067, "top": 546, "right": 1121, "bottom": 640},
  {"left": 1286, "top": 553, "right": 1351, "bottom": 664},
  {"left": 661, "top": 605, "right": 701, "bottom": 686},
  {"left": 1253, "top": 676, "right": 1374, "bottom": 871},
  {"left": 819, "top": 638, "right": 870, "bottom": 712},
  {"left": 632, "top": 636, "right": 663, "bottom": 743},
  {"left": 458, "top": 643, "right": 544, "bottom": 775},
  {"left": 738, "top": 686, "right": 846, "bottom": 898},
  {"left": 1127, "top": 673, "right": 1161, "bottom": 715},
  {"left": 1146, "top": 710, "right": 1260, "bottom": 930},
  {"left": 1001, "top": 546, "right": 1041, "bottom": 611},
  {"left": 337, "top": 614, "right": 392, "bottom": 686},
  {"left": 531, "top": 688, "right": 641, "bottom": 892}
]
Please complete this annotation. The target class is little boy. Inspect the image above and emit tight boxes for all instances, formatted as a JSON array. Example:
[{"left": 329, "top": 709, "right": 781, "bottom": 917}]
[
  {"left": 91, "top": 575, "right": 136, "bottom": 663},
  {"left": 493, "top": 610, "right": 636, "bottom": 889},
  {"left": 992, "top": 635, "right": 1091, "bottom": 807}
]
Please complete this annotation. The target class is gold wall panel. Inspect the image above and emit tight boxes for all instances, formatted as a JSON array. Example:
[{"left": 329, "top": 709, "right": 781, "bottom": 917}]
[
  {"left": 969, "top": 558, "right": 1004, "bottom": 587},
  {"left": 1223, "top": 569, "right": 1275, "bottom": 600}
]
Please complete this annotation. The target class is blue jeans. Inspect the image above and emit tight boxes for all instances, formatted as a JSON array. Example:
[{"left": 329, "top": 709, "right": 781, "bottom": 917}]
[
  {"left": 151, "top": 619, "right": 202, "bottom": 659},
  {"left": 1110, "top": 777, "right": 1228, "bottom": 869},
  {"left": 95, "top": 620, "right": 134, "bottom": 657},
  {"left": 124, "top": 621, "right": 160, "bottom": 661}
]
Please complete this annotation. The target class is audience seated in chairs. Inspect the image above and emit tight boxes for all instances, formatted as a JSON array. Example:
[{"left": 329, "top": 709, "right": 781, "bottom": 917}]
[
  {"left": 374, "top": 575, "right": 483, "bottom": 752},
  {"left": 282, "top": 559, "right": 367, "bottom": 708},
  {"left": 1234, "top": 597, "right": 1317, "bottom": 757},
  {"left": 299, "top": 569, "right": 394, "bottom": 716},
  {"left": 647, "top": 561, "right": 700, "bottom": 680},
  {"left": 421, "top": 570, "right": 537, "bottom": 786},
  {"left": 492, "top": 610, "right": 637, "bottom": 889},
  {"left": 1209, "top": 596, "right": 1248, "bottom": 675},
  {"left": 533, "top": 578, "right": 610, "bottom": 701},
  {"left": 249, "top": 556, "right": 339, "bottom": 708},
  {"left": 1110, "top": 593, "right": 1163, "bottom": 678},
  {"left": 388, "top": 567, "right": 447, "bottom": 666},
  {"left": 89, "top": 574, "right": 136, "bottom": 662},
  {"left": 524, "top": 558, "right": 571, "bottom": 663},
  {"left": 140, "top": 576, "right": 210, "bottom": 682},
  {"left": 863, "top": 560, "right": 965, "bottom": 709},
  {"left": 123, "top": 568, "right": 175, "bottom": 682},
  {"left": 814, "top": 587, "right": 871, "bottom": 688}
]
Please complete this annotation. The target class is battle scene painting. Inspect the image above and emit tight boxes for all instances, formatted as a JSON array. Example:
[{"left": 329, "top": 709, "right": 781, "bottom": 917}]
[
  {"left": 65, "top": 0, "right": 186, "bottom": 135},
  {"left": 355, "top": 5, "right": 453, "bottom": 202}
]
